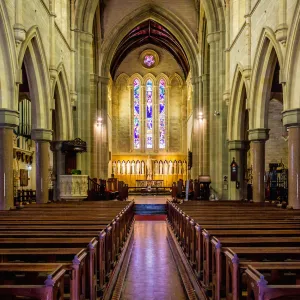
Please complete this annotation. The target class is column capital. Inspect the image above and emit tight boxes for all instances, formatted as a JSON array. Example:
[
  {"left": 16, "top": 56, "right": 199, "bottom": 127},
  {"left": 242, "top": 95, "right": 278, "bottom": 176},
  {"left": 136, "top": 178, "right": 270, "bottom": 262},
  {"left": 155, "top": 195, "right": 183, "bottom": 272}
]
[
  {"left": 207, "top": 31, "right": 220, "bottom": 45},
  {"left": 248, "top": 128, "right": 269, "bottom": 141},
  {"left": 0, "top": 109, "right": 19, "bottom": 128},
  {"left": 191, "top": 76, "right": 201, "bottom": 85},
  {"left": 228, "top": 140, "right": 248, "bottom": 150},
  {"left": 282, "top": 109, "right": 300, "bottom": 127},
  {"left": 31, "top": 129, "right": 53, "bottom": 141},
  {"left": 98, "top": 76, "right": 110, "bottom": 85}
]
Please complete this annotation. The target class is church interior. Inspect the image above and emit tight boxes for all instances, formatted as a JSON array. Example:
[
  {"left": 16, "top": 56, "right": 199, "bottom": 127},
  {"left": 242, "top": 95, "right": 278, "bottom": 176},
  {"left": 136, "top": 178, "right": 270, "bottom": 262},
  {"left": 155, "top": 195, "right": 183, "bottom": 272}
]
[{"left": 0, "top": 0, "right": 300, "bottom": 299}]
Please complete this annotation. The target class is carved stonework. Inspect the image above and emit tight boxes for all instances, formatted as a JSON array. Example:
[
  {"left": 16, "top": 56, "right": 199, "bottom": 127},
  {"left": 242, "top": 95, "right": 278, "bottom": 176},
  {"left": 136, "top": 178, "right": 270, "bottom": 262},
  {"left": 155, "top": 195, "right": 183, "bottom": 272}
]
[{"left": 59, "top": 175, "right": 88, "bottom": 201}]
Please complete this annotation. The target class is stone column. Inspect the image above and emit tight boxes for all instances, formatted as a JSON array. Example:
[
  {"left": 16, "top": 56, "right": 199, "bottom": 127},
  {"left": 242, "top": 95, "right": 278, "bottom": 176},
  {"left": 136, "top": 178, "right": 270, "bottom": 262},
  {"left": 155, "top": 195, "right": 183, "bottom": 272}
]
[
  {"left": 0, "top": 109, "right": 19, "bottom": 210},
  {"left": 283, "top": 109, "right": 300, "bottom": 209},
  {"left": 51, "top": 142, "right": 65, "bottom": 200},
  {"left": 228, "top": 140, "right": 246, "bottom": 200},
  {"left": 191, "top": 76, "right": 201, "bottom": 178},
  {"left": 248, "top": 129, "right": 269, "bottom": 202},
  {"left": 201, "top": 74, "right": 210, "bottom": 175},
  {"left": 98, "top": 76, "right": 109, "bottom": 179},
  {"left": 32, "top": 129, "right": 52, "bottom": 204}
]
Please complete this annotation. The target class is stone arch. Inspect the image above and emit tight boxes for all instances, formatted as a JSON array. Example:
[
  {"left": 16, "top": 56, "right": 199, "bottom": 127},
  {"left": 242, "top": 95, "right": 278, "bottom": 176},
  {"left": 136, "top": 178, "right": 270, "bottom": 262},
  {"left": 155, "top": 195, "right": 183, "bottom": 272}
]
[
  {"left": 99, "top": 5, "right": 199, "bottom": 80},
  {"left": 228, "top": 64, "right": 248, "bottom": 140},
  {"left": 249, "top": 27, "right": 284, "bottom": 129},
  {"left": 143, "top": 73, "right": 156, "bottom": 86},
  {"left": 284, "top": 1, "right": 300, "bottom": 110},
  {"left": 75, "top": 0, "right": 222, "bottom": 36},
  {"left": 116, "top": 73, "right": 130, "bottom": 89},
  {"left": 156, "top": 73, "right": 170, "bottom": 87},
  {"left": 18, "top": 26, "right": 51, "bottom": 130},
  {"left": 169, "top": 73, "right": 184, "bottom": 88},
  {"left": 52, "top": 63, "right": 73, "bottom": 140},
  {"left": 0, "top": 1, "right": 18, "bottom": 110}
]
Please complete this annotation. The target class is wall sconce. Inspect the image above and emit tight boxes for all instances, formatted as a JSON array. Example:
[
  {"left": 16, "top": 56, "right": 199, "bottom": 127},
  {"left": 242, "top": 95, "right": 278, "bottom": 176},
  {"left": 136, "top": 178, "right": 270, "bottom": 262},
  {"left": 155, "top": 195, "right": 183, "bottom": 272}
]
[
  {"left": 214, "top": 110, "right": 220, "bottom": 117},
  {"left": 97, "top": 117, "right": 102, "bottom": 127},
  {"left": 199, "top": 112, "right": 204, "bottom": 120}
]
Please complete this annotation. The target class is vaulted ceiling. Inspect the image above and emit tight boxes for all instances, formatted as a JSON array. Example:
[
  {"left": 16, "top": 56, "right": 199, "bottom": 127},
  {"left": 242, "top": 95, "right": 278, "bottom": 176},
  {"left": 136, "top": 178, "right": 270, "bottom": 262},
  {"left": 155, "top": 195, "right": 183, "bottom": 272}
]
[{"left": 110, "top": 19, "right": 190, "bottom": 79}]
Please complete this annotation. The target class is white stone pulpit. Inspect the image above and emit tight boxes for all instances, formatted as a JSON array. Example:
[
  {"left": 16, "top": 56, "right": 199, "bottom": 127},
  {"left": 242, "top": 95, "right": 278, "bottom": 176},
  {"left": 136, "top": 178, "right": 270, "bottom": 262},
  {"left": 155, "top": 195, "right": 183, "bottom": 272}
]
[{"left": 59, "top": 175, "right": 88, "bottom": 201}]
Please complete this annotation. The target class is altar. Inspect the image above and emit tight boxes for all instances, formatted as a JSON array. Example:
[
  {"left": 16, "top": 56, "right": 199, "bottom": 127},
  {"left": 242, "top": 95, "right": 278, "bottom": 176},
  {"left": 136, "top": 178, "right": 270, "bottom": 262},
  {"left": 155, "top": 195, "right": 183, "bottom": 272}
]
[{"left": 136, "top": 180, "right": 164, "bottom": 188}]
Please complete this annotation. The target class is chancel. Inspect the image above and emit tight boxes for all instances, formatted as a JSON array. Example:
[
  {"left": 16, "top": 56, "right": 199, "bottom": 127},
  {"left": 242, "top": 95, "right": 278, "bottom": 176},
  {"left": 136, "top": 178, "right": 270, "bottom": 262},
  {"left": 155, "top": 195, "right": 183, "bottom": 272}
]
[{"left": 0, "top": 0, "right": 300, "bottom": 299}]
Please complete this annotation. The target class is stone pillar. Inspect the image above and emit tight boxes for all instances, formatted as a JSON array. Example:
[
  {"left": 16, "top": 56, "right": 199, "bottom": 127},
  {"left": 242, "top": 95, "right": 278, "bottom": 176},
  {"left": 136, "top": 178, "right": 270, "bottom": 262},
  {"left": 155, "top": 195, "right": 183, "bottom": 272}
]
[
  {"left": 51, "top": 142, "right": 65, "bottom": 200},
  {"left": 98, "top": 76, "right": 109, "bottom": 179},
  {"left": 283, "top": 109, "right": 300, "bottom": 209},
  {"left": 228, "top": 140, "right": 246, "bottom": 200},
  {"left": 0, "top": 110, "right": 19, "bottom": 210},
  {"left": 248, "top": 129, "right": 269, "bottom": 202},
  {"left": 191, "top": 76, "right": 201, "bottom": 178},
  {"left": 32, "top": 129, "right": 52, "bottom": 204},
  {"left": 202, "top": 74, "right": 210, "bottom": 175}
]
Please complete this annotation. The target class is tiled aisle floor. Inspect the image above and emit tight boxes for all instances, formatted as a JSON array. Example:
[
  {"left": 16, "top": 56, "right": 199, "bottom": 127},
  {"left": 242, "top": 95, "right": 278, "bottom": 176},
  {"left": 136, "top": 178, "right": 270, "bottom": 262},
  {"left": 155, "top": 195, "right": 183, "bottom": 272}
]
[{"left": 121, "top": 221, "right": 187, "bottom": 300}]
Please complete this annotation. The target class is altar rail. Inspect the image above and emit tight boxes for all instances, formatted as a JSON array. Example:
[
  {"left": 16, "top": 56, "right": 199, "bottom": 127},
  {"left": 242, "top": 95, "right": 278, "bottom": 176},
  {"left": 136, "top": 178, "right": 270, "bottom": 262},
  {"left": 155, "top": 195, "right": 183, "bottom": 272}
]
[{"left": 129, "top": 186, "right": 171, "bottom": 195}]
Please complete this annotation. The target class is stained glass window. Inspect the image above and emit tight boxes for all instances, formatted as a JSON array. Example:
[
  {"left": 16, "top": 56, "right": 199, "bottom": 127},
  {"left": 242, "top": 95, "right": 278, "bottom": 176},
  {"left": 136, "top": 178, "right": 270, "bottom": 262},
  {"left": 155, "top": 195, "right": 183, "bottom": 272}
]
[
  {"left": 144, "top": 55, "right": 155, "bottom": 67},
  {"left": 133, "top": 79, "right": 141, "bottom": 149},
  {"left": 146, "top": 79, "right": 153, "bottom": 149},
  {"left": 159, "top": 79, "right": 166, "bottom": 149}
]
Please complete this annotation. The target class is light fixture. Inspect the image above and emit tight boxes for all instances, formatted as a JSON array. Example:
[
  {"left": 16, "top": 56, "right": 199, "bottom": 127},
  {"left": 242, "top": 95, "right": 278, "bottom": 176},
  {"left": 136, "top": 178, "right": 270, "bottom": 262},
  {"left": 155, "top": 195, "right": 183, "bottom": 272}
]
[
  {"left": 27, "top": 164, "right": 32, "bottom": 171},
  {"left": 97, "top": 117, "right": 102, "bottom": 127},
  {"left": 199, "top": 112, "right": 204, "bottom": 120},
  {"left": 214, "top": 110, "right": 220, "bottom": 116}
]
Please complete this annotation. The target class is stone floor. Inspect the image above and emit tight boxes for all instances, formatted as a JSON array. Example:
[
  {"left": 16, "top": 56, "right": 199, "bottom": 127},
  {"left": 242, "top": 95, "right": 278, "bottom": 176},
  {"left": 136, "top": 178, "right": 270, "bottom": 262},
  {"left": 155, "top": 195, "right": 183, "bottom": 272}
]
[
  {"left": 120, "top": 221, "right": 187, "bottom": 300},
  {"left": 128, "top": 195, "right": 170, "bottom": 204}
]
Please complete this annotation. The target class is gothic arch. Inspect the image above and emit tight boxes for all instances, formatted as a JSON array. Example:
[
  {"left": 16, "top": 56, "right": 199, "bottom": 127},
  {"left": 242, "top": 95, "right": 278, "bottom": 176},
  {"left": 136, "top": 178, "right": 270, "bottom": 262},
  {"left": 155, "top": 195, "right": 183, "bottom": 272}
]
[
  {"left": 18, "top": 26, "right": 51, "bottom": 130},
  {"left": 116, "top": 73, "right": 130, "bottom": 88},
  {"left": 284, "top": 1, "right": 300, "bottom": 109},
  {"left": 249, "top": 27, "right": 284, "bottom": 129},
  {"left": 156, "top": 73, "right": 170, "bottom": 87},
  {"left": 75, "top": 0, "right": 222, "bottom": 35},
  {"left": 169, "top": 73, "right": 184, "bottom": 88},
  {"left": 0, "top": 1, "right": 18, "bottom": 110},
  {"left": 228, "top": 64, "right": 248, "bottom": 141},
  {"left": 52, "top": 63, "right": 73, "bottom": 140},
  {"left": 98, "top": 5, "right": 199, "bottom": 80},
  {"left": 144, "top": 73, "right": 156, "bottom": 85}
]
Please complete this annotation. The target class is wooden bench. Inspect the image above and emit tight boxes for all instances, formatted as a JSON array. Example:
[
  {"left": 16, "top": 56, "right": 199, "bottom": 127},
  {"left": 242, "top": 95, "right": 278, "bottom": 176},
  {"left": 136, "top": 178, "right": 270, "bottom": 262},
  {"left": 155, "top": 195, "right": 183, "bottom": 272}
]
[
  {"left": 245, "top": 264, "right": 300, "bottom": 300},
  {"left": 217, "top": 248, "right": 300, "bottom": 300},
  {"left": 0, "top": 263, "right": 65, "bottom": 300}
]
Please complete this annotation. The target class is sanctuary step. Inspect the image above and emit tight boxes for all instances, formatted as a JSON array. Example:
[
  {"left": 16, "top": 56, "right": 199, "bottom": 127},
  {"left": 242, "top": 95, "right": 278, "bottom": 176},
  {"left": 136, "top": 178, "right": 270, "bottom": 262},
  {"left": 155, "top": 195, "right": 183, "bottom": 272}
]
[{"left": 134, "top": 204, "right": 167, "bottom": 215}]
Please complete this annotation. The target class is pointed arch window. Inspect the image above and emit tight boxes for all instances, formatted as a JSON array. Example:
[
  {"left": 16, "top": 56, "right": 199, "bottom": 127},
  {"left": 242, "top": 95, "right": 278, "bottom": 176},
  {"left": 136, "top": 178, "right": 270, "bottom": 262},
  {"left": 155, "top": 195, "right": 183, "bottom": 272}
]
[
  {"left": 146, "top": 79, "right": 153, "bottom": 149},
  {"left": 133, "top": 78, "right": 141, "bottom": 149},
  {"left": 159, "top": 79, "right": 166, "bottom": 149}
]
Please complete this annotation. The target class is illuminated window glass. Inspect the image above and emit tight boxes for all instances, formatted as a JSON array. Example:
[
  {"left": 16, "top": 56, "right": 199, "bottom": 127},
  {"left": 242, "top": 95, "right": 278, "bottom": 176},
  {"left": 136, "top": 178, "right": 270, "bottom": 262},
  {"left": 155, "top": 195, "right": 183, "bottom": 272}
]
[
  {"left": 159, "top": 79, "right": 166, "bottom": 149},
  {"left": 146, "top": 79, "right": 153, "bottom": 149},
  {"left": 133, "top": 79, "right": 141, "bottom": 149},
  {"left": 144, "top": 55, "right": 155, "bottom": 67}
]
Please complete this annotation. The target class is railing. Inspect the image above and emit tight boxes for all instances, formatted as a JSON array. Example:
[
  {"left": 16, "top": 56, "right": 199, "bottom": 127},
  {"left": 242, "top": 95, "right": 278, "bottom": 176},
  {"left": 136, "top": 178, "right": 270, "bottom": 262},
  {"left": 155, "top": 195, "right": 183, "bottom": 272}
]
[
  {"left": 128, "top": 186, "right": 172, "bottom": 195},
  {"left": 15, "top": 189, "right": 36, "bottom": 206}
]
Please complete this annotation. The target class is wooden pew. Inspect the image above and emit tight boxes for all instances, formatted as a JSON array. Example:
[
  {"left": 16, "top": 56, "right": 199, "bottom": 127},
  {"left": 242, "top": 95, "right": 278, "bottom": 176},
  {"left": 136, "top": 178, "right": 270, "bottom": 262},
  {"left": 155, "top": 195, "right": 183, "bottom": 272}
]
[
  {"left": 217, "top": 248, "right": 300, "bottom": 300},
  {"left": 0, "top": 248, "right": 87, "bottom": 300},
  {"left": 0, "top": 263, "right": 65, "bottom": 300},
  {"left": 245, "top": 264, "right": 300, "bottom": 300},
  {"left": 0, "top": 237, "right": 98, "bottom": 300},
  {"left": 208, "top": 236, "right": 300, "bottom": 289}
]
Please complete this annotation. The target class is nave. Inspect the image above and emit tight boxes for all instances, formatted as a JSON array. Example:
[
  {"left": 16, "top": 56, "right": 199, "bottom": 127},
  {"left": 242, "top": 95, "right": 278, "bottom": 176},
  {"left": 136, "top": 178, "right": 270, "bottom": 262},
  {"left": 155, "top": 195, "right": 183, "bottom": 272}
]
[{"left": 1, "top": 197, "right": 300, "bottom": 300}]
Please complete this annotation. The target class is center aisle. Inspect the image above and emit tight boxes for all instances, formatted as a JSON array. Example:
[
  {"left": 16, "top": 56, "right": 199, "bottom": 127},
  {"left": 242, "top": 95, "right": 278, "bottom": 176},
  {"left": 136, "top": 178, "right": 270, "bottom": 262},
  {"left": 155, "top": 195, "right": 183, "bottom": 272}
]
[{"left": 121, "top": 221, "right": 187, "bottom": 300}]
